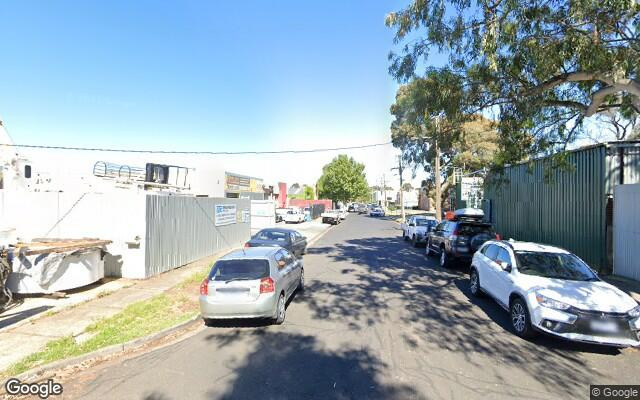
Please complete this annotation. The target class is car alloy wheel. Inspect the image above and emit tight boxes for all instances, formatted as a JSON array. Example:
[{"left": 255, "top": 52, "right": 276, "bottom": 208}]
[
  {"left": 440, "top": 250, "right": 447, "bottom": 267},
  {"left": 470, "top": 270, "right": 480, "bottom": 296},
  {"left": 298, "top": 269, "right": 305, "bottom": 292},
  {"left": 511, "top": 302, "right": 526, "bottom": 333},
  {"left": 274, "top": 294, "right": 286, "bottom": 325}
]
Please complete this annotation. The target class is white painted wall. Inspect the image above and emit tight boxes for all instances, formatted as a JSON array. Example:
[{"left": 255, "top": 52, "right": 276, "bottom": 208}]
[
  {"left": 251, "top": 200, "right": 277, "bottom": 232},
  {"left": 613, "top": 184, "right": 640, "bottom": 281},
  {"left": 0, "top": 189, "right": 147, "bottom": 279}
]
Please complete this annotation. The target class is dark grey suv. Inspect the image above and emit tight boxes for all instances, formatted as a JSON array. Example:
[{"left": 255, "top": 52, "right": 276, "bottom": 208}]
[{"left": 426, "top": 218, "right": 498, "bottom": 268}]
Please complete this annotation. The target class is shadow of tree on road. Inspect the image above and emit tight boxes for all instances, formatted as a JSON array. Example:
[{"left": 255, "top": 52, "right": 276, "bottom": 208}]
[
  {"left": 199, "top": 330, "right": 420, "bottom": 400},
  {"left": 304, "top": 236, "right": 615, "bottom": 396}
]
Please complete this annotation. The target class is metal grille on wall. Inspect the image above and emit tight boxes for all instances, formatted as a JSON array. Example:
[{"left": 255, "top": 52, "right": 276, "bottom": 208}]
[{"left": 144, "top": 195, "right": 250, "bottom": 278}]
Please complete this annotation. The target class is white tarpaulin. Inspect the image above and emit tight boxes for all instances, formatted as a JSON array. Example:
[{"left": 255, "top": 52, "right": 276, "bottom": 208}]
[{"left": 6, "top": 249, "right": 105, "bottom": 294}]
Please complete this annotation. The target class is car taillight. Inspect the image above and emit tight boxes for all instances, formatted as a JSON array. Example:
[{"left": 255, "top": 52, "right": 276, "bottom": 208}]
[
  {"left": 244, "top": 242, "right": 251, "bottom": 248},
  {"left": 495, "top": 233, "right": 501, "bottom": 240},
  {"left": 199, "top": 278, "right": 208, "bottom": 295},
  {"left": 260, "top": 277, "right": 275, "bottom": 293}
]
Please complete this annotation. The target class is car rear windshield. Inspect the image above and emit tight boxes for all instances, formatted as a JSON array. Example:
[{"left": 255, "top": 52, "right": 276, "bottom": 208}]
[
  {"left": 457, "top": 223, "right": 494, "bottom": 236},
  {"left": 514, "top": 251, "right": 598, "bottom": 281},
  {"left": 416, "top": 219, "right": 436, "bottom": 227},
  {"left": 208, "top": 259, "right": 270, "bottom": 281},
  {"left": 255, "top": 230, "right": 288, "bottom": 242}
]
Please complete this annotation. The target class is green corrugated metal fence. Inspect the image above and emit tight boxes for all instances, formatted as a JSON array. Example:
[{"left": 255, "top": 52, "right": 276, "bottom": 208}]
[{"left": 485, "top": 145, "right": 610, "bottom": 272}]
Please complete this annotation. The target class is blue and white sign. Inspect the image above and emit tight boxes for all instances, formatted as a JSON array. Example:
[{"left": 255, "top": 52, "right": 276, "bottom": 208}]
[{"left": 215, "top": 204, "right": 237, "bottom": 226}]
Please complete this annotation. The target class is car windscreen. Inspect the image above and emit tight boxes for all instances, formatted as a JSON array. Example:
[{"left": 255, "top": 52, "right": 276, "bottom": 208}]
[
  {"left": 514, "top": 251, "right": 598, "bottom": 281},
  {"left": 255, "top": 230, "right": 288, "bottom": 242},
  {"left": 457, "top": 223, "right": 494, "bottom": 236},
  {"left": 208, "top": 259, "right": 270, "bottom": 281}
]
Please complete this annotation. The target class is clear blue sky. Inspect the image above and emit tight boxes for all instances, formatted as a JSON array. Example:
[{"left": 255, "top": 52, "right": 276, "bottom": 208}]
[{"left": 0, "top": 0, "right": 410, "bottom": 152}]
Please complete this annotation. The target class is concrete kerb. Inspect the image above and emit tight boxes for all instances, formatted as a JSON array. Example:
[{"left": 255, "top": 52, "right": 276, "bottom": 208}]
[{"left": 6, "top": 314, "right": 202, "bottom": 388}]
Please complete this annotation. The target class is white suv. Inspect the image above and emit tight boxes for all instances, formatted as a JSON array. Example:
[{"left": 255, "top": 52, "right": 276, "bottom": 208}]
[{"left": 469, "top": 240, "right": 640, "bottom": 347}]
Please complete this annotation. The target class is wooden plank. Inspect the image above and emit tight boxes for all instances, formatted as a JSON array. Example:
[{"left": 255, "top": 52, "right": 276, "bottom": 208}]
[{"left": 14, "top": 239, "right": 112, "bottom": 256}]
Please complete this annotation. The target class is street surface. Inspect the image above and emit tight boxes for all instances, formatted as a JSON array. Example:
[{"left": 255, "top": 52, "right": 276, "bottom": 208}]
[{"left": 63, "top": 214, "right": 640, "bottom": 399}]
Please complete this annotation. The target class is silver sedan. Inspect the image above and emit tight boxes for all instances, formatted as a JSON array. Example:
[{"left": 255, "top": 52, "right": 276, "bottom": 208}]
[{"left": 199, "top": 247, "right": 304, "bottom": 325}]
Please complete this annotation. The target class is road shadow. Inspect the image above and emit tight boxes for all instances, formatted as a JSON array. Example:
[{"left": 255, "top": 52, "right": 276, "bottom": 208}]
[
  {"left": 304, "top": 235, "right": 612, "bottom": 396},
  {"left": 206, "top": 331, "right": 421, "bottom": 400}
]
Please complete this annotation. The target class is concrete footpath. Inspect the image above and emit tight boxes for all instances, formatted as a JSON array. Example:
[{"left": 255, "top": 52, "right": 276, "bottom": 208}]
[{"left": 0, "top": 218, "right": 332, "bottom": 372}]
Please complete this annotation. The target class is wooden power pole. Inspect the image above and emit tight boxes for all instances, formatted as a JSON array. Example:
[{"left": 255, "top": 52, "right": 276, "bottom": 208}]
[{"left": 434, "top": 117, "right": 442, "bottom": 221}]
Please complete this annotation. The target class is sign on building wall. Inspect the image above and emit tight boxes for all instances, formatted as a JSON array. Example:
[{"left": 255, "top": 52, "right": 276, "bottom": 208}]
[
  {"left": 242, "top": 208, "right": 251, "bottom": 223},
  {"left": 215, "top": 204, "right": 237, "bottom": 226},
  {"left": 460, "top": 177, "right": 484, "bottom": 209}
]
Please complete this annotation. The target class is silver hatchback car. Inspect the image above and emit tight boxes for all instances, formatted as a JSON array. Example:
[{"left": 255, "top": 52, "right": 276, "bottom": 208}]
[{"left": 199, "top": 247, "right": 304, "bottom": 325}]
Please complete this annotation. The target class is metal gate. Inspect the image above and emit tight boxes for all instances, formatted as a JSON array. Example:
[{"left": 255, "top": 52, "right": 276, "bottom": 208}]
[{"left": 613, "top": 184, "right": 640, "bottom": 281}]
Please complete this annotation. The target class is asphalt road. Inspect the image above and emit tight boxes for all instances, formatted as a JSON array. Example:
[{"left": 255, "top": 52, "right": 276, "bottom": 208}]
[{"left": 63, "top": 214, "right": 640, "bottom": 400}]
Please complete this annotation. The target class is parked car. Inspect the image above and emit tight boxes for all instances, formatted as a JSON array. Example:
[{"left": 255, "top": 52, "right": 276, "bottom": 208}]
[
  {"left": 321, "top": 209, "right": 341, "bottom": 224},
  {"left": 426, "top": 208, "right": 498, "bottom": 268},
  {"left": 275, "top": 208, "right": 290, "bottom": 223},
  {"left": 402, "top": 215, "right": 438, "bottom": 247},
  {"left": 283, "top": 209, "right": 305, "bottom": 224},
  {"left": 245, "top": 228, "right": 307, "bottom": 257},
  {"left": 369, "top": 206, "right": 385, "bottom": 217},
  {"left": 348, "top": 203, "right": 357, "bottom": 212},
  {"left": 469, "top": 240, "right": 640, "bottom": 347},
  {"left": 199, "top": 247, "right": 304, "bottom": 325},
  {"left": 357, "top": 204, "right": 368, "bottom": 214},
  {"left": 338, "top": 208, "right": 348, "bottom": 220}
]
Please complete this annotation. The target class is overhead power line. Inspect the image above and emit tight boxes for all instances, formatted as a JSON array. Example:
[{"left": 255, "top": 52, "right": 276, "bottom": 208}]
[{"left": 0, "top": 141, "right": 392, "bottom": 155}]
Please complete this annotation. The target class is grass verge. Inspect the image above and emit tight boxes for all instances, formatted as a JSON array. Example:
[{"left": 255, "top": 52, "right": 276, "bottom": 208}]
[{"left": 3, "top": 281, "right": 200, "bottom": 378}]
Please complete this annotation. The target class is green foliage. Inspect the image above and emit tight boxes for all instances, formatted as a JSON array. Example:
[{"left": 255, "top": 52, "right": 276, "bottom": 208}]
[
  {"left": 317, "top": 155, "right": 370, "bottom": 203},
  {"left": 387, "top": 0, "right": 640, "bottom": 165},
  {"left": 303, "top": 185, "right": 315, "bottom": 200},
  {"left": 390, "top": 73, "right": 498, "bottom": 190}
]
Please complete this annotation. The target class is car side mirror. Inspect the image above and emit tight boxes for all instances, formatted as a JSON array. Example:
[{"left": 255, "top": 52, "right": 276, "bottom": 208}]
[{"left": 498, "top": 261, "right": 512, "bottom": 273}]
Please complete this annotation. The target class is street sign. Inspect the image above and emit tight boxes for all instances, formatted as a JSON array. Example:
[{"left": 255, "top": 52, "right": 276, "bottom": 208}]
[{"left": 460, "top": 177, "right": 484, "bottom": 209}]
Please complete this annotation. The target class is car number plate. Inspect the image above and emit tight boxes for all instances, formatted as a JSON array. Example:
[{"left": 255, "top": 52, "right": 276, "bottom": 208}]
[{"left": 589, "top": 320, "right": 618, "bottom": 333}]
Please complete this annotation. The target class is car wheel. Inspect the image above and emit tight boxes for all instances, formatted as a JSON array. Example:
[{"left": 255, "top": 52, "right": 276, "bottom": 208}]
[
  {"left": 274, "top": 293, "right": 286, "bottom": 325},
  {"left": 426, "top": 241, "right": 434, "bottom": 257},
  {"left": 510, "top": 298, "right": 536, "bottom": 338},
  {"left": 412, "top": 235, "right": 419, "bottom": 247},
  {"left": 469, "top": 268, "right": 483, "bottom": 297},
  {"left": 440, "top": 248, "right": 450, "bottom": 268},
  {"left": 298, "top": 269, "right": 305, "bottom": 292}
]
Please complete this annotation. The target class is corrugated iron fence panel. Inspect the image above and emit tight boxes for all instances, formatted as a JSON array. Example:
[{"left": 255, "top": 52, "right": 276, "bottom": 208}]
[
  {"left": 485, "top": 145, "right": 608, "bottom": 271},
  {"left": 613, "top": 184, "right": 640, "bottom": 281},
  {"left": 145, "top": 195, "right": 250, "bottom": 278}
]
